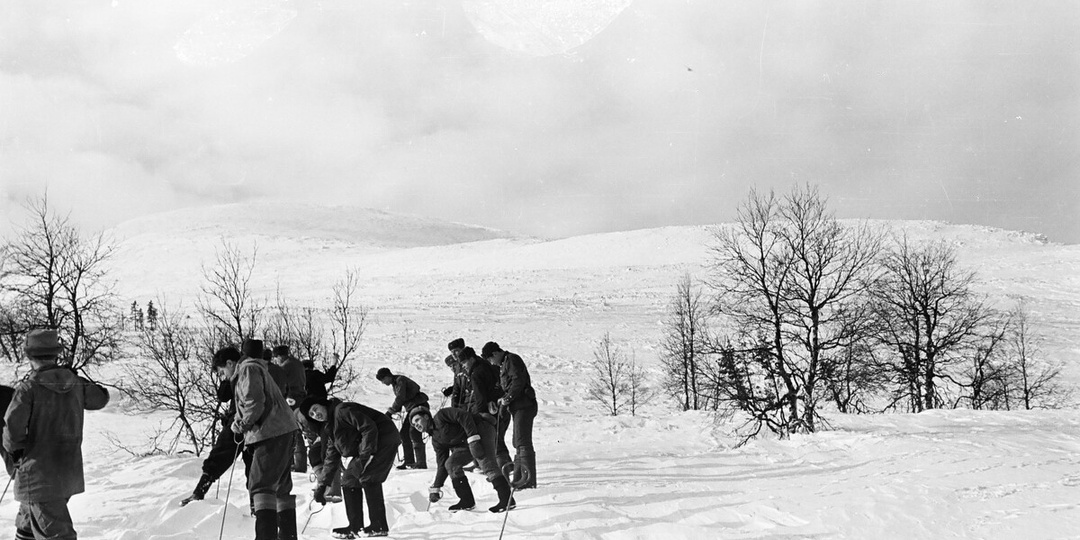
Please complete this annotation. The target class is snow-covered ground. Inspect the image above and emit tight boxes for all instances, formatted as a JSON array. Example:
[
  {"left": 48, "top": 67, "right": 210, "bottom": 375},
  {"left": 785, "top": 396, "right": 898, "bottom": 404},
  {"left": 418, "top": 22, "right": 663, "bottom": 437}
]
[{"left": 3, "top": 204, "right": 1079, "bottom": 539}]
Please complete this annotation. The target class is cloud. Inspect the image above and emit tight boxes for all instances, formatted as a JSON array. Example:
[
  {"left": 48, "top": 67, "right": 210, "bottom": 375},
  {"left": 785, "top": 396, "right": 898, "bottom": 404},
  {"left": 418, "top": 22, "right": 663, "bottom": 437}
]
[{"left": 1, "top": 0, "right": 1077, "bottom": 243}]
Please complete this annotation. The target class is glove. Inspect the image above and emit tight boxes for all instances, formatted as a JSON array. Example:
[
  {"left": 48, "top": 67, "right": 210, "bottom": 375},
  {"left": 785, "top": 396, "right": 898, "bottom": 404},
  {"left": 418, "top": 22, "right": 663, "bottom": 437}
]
[
  {"left": 231, "top": 419, "right": 244, "bottom": 434},
  {"left": 497, "top": 397, "right": 509, "bottom": 408},
  {"left": 313, "top": 484, "right": 327, "bottom": 505},
  {"left": 442, "top": 386, "right": 454, "bottom": 397},
  {"left": 10, "top": 449, "right": 24, "bottom": 468},
  {"left": 488, "top": 401, "right": 500, "bottom": 415},
  {"left": 467, "top": 436, "right": 486, "bottom": 461},
  {"left": 428, "top": 486, "right": 442, "bottom": 503}
]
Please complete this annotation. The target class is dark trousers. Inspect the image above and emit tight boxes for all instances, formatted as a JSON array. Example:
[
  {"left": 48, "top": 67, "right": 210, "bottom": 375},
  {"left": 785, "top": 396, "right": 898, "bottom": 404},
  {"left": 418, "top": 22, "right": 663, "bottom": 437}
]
[
  {"left": 291, "top": 431, "right": 307, "bottom": 473},
  {"left": 202, "top": 420, "right": 245, "bottom": 480},
  {"left": 16, "top": 499, "right": 75, "bottom": 540},
  {"left": 511, "top": 402, "right": 537, "bottom": 450},
  {"left": 398, "top": 419, "right": 425, "bottom": 466}
]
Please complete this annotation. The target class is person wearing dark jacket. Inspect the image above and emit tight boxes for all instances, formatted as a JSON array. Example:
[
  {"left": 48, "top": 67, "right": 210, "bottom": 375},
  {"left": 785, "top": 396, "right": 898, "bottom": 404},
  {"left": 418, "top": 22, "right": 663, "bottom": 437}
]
[
  {"left": 376, "top": 368, "right": 429, "bottom": 470},
  {"left": 272, "top": 345, "right": 308, "bottom": 473},
  {"left": 219, "top": 339, "right": 299, "bottom": 540},
  {"left": 299, "top": 397, "right": 401, "bottom": 538},
  {"left": 408, "top": 405, "right": 515, "bottom": 513},
  {"left": 482, "top": 342, "right": 538, "bottom": 489},
  {"left": 181, "top": 346, "right": 245, "bottom": 506},
  {"left": 459, "top": 347, "right": 512, "bottom": 473},
  {"left": 303, "top": 360, "right": 337, "bottom": 402},
  {"left": 442, "top": 338, "right": 471, "bottom": 409},
  {"left": 3, "top": 328, "right": 110, "bottom": 540}
]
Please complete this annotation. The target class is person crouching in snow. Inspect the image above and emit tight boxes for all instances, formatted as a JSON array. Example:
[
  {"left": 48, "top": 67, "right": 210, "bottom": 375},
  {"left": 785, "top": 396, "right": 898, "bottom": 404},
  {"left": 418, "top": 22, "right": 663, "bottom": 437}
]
[
  {"left": 408, "top": 405, "right": 516, "bottom": 513},
  {"left": 3, "top": 328, "right": 110, "bottom": 540},
  {"left": 298, "top": 397, "right": 401, "bottom": 538}
]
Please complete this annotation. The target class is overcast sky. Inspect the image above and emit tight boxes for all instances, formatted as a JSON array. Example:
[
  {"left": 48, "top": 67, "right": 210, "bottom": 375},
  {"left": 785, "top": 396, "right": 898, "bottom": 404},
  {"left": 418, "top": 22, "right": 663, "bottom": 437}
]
[{"left": 2, "top": 0, "right": 1077, "bottom": 243}]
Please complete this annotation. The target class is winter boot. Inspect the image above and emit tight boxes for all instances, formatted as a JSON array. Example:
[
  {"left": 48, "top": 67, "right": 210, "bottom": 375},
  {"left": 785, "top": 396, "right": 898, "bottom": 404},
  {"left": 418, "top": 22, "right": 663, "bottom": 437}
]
[
  {"left": 181, "top": 473, "right": 214, "bottom": 505},
  {"left": 253, "top": 509, "right": 278, "bottom": 540},
  {"left": 277, "top": 508, "right": 298, "bottom": 540},
  {"left": 448, "top": 476, "right": 475, "bottom": 512},
  {"left": 513, "top": 446, "right": 536, "bottom": 489},
  {"left": 488, "top": 475, "right": 517, "bottom": 513},
  {"left": 412, "top": 441, "right": 427, "bottom": 469},
  {"left": 292, "top": 432, "right": 307, "bottom": 473},
  {"left": 331, "top": 528, "right": 357, "bottom": 539},
  {"left": 363, "top": 483, "right": 389, "bottom": 535},
  {"left": 342, "top": 486, "right": 365, "bottom": 534}
]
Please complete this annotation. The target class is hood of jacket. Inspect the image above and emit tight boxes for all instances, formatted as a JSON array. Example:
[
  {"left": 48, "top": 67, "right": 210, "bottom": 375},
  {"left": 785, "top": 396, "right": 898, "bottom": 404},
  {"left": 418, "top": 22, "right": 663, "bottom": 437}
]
[{"left": 31, "top": 366, "right": 78, "bottom": 394}]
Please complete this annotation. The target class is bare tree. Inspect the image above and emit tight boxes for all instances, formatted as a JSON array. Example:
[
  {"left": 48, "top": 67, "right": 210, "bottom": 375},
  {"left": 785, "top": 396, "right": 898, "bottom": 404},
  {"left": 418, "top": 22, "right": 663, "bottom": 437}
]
[
  {"left": 123, "top": 302, "right": 219, "bottom": 455},
  {"left": 960, "top": 315, "right": 1011, "bottom": 410},
  {"left": 586, "top": 333, "right": 629, "bottom": 415},
  {"left": 659, "top": 274, "right": 710, "bottom": 411},
  {"left": 0, "top": 195, "right": 121, "bottom": 368},
  {"left": 327, "top": 268, "right": 367, "bottom": 394},
  {"left": 198, "top": 240, "right": 264, "bottom": 344},
  {"left": 708, "top": 185, "right": 882, "bottom": 436},
  {"left": 1003, "top": 300, "right": 1072, "bottom": 409},
  {"left": 624, "top": 350, "right": 654, "bottom": 416},
  {"left": 870, "top": 236, "right": 996, "bottom": 412}
]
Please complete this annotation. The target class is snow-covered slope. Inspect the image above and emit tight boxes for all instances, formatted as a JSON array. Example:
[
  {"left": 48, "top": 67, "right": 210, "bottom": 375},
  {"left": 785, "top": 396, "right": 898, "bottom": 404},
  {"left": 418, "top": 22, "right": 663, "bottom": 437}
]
[{"left": 3, "top": 206, "right": 1079, "bottom": 539}]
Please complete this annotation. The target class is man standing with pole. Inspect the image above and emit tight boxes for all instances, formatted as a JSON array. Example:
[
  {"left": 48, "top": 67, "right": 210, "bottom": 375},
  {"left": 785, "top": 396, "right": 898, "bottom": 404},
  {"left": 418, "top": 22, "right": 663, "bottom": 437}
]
[{"left": 3, "top": 328, "right": 110, "bottom": 540}]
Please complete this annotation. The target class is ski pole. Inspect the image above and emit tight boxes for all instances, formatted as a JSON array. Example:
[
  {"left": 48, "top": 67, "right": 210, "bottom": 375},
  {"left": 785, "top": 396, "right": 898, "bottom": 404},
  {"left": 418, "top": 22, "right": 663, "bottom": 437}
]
[
  {"left": 425, "top": 485, "right": 441, "bottom": 512},
  {"left": 0, "top": 473, "right": 12, "bottom": 505},
  {"left": 499, "top": 467, "right": 530, "bottom": 540},
  {"left": 217, "top": 434, "right": 244, "bottom": 540},
  {"left": 301, "top": 499, "right": 325, "bottom": 534}
]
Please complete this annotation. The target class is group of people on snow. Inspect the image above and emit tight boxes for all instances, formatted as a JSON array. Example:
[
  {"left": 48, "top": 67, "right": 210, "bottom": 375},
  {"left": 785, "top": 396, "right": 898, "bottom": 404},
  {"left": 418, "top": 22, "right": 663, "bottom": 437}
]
[{"left": 0, "top": 328, "right": 537, "bottom": 540}]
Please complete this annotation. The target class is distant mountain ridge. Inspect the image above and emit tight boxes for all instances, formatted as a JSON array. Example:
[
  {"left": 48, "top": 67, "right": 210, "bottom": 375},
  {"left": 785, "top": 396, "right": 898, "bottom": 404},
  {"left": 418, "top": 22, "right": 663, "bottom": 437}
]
[{"left": 109, "top": 202, "right": 517, "bottom": 249}]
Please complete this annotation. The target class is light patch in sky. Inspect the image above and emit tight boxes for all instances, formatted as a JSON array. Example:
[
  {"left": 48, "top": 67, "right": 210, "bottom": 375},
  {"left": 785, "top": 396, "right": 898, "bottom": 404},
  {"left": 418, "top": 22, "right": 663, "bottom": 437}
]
[
  {"left": 462, "top": 0, "right": 634, "bottom": 57},
  {"left": 175, "top": 0, "right": 298, "bottom": 67}
]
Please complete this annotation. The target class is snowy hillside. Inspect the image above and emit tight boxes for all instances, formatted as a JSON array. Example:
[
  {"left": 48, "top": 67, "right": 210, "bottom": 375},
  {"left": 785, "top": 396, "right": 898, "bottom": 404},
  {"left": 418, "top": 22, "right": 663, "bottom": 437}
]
[{"left": 3, "top": 205, "right": 1080, "bottom": 539}]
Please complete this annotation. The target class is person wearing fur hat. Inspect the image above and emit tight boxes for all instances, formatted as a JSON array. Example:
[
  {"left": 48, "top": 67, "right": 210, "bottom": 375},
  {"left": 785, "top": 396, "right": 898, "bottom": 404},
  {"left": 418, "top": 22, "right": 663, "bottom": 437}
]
[
  {"left": 298, "top": 397, "right": 401, "bottom": 538},
  {"left": 3, "top": 328, "right": 110, "bottom": 540},
  {"left": 375, "top": 368, "right": 429, "bottom": 470},
  {"left": 408, "top": 405, "right": 516, "bottom": 513},
  {"left": 442, "top": 338, "right": 472, "bottom": 409},
  {"left": 217, "top": 339, "right": 299, "bottom": 540},
  {"left": 482, "top": 341, "right": 538, "bottom": 489},
  {"left": 458, "top": 347, "right": 512, "bottom": 474}
]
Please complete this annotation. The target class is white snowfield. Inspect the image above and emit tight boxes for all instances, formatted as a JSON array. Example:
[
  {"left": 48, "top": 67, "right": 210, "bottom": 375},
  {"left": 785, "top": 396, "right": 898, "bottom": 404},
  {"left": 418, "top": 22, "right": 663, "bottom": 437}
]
[{"left": 3, "top": 204, "right": 1079, "bottom": 539}]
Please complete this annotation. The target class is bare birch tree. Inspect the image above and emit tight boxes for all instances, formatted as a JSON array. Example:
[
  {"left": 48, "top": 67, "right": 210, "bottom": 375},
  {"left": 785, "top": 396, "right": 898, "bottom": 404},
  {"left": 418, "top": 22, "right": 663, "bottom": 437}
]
[
  {"left": 708, "top": 185, "right": 882, "bottom": 436},
  {"left": 198, "top": 240, "right": 263, "bottom": 344}
]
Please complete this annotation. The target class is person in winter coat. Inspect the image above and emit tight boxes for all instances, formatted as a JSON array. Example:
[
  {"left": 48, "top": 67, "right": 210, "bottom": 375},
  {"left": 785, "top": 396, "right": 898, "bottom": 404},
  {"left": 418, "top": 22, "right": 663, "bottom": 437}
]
[
  {"left": 442, "top": 338, "right": 472, "bottom": 409},
  {"left": 482, "top": 342, "right": 538, "bottom": 489},
  {"left": 299, "top": 397, "right": 401, "bottom": 538},
  {"left": 375, "top": 367, "right": 429, "bottom": 470},
  {"left": 181, "top": 346, "right": 245, "bottom": 506},
  {"left": 458, "top": 347, "right": 512, "bottom": 473},
  {"left": 303, "top": 359, "right": 337, "bottom": 400},
  {"left": 3, "top": 328, "right": 110, "bottom": 540},
  {"left": 216, "top": 339, "right": 299, "bottom": 540},
  {"left": 271, "top": 345, "right": 308, "bottom": 473},
  {"left": 408, "top": 405, "right": 515, "bottom": 513}
]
